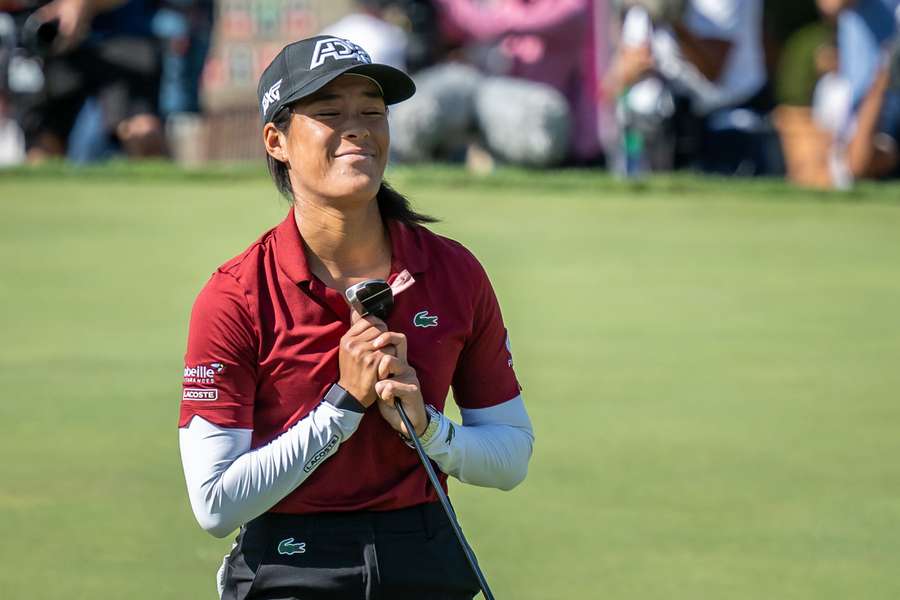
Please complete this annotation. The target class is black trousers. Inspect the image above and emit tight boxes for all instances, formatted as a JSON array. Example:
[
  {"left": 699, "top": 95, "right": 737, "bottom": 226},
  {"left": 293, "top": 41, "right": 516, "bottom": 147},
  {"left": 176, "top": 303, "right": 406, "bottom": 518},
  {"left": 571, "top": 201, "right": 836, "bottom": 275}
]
[{"left": 221, "top": 502, "right": 481, "bottom": 600}]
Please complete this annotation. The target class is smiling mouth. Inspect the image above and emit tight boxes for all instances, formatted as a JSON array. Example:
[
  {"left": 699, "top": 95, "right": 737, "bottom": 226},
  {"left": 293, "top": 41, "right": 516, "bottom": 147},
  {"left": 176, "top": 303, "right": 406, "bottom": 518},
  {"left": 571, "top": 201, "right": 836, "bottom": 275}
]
[{"left": 335, "top": 150, "right": 375, "bottom": 158}]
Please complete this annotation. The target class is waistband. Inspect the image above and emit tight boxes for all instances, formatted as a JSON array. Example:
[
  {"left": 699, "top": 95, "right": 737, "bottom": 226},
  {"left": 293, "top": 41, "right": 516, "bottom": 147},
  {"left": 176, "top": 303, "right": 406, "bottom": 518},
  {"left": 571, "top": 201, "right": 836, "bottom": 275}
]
[{"left": 245, "top": 502, "right": 449, "bottom": 539}]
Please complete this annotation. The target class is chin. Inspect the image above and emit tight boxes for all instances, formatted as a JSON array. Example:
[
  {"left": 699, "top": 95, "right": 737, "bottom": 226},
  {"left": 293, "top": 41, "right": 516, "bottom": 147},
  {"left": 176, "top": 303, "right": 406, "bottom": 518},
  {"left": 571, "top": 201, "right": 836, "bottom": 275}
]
[
  {"left": 326, "top": 171, "right": 383, "bottom": 202},
  {"left": 327, "top": 176, "right": 381, "bottom": 201}
]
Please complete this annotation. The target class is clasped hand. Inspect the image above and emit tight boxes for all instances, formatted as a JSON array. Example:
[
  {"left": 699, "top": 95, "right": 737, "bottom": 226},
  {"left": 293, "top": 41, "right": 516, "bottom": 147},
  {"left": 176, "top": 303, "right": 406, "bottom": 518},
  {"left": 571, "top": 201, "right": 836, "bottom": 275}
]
[{"left": 337, "top": 312, "right": 427, "bottom": 437}]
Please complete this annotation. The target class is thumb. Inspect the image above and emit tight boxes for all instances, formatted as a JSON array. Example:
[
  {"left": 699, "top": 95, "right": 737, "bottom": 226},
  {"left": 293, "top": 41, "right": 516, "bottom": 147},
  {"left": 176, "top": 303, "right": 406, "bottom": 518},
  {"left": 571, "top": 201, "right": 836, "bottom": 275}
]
[{"left": 374, "top": 379, "right": 392, "bottom": 400}]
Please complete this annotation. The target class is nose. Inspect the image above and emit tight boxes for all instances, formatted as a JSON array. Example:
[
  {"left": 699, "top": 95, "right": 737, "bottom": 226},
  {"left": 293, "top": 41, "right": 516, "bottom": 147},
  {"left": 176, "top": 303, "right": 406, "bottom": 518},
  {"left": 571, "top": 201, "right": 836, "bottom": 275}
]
[{"left": 343, "top": 116, "right": 371, "bottom": 140}]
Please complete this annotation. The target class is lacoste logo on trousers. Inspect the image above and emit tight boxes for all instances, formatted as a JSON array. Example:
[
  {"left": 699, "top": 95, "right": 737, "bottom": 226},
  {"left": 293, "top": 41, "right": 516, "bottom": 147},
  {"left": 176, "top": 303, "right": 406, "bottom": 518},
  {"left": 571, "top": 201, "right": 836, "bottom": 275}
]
[{"left": 277, "top": 538, "right": 306, "bottom": 555}]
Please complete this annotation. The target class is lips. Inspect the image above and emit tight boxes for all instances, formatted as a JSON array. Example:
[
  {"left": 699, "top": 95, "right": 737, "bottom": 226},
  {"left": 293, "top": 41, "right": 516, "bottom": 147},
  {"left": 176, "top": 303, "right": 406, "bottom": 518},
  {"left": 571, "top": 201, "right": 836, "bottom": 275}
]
[{"left": 335, "top": 147, "right": 375, "bottom": 158}]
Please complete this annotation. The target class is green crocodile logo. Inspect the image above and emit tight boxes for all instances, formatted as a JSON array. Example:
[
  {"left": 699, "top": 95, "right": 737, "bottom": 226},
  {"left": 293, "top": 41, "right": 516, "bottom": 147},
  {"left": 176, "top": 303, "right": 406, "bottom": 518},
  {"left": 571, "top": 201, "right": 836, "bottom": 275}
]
[
  {"left": 277, "top": 538, "right": 306, "bottom": 556},
  {"left": 413, "top": 310, "right": 438, "bottom": 328}
]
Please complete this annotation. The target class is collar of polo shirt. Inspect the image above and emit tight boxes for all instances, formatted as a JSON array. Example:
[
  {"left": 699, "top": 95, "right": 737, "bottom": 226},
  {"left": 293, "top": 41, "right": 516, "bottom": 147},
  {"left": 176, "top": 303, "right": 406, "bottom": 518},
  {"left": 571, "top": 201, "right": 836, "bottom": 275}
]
[{"left": 273, "top": 211, "right": 429, "bottom": 286}]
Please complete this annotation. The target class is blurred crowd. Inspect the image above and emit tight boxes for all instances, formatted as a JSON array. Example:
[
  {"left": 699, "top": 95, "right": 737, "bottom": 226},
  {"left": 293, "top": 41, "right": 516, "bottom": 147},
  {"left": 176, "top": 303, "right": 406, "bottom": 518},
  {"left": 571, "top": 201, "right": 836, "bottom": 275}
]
[
  {"left": 601, "top": 0, "right": 900, "bottom": 186},
  {"left": 1, "top": 0, "right": 899, "bottom": 187},
  {"left": 0, "top": 0, "right": 212, "bottom": 164}
]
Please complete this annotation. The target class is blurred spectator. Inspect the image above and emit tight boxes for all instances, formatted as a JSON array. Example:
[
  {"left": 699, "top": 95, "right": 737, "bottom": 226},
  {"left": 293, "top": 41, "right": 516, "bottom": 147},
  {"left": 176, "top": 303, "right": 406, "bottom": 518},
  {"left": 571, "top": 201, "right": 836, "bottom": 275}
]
[
  {"left": 768, "top": 3, "right": 839, "bottom": 187},
  {"left": 845, "top": 56, "right": 900, "bottom": 179},
  {"left": 389, "top": 0, "right": 601, "bottom": 168},
  {"left": 322, "top": 1, "right": 411, "bottom": 70},
  {"left": 322, "top": 0, "right": 440, "bottom": 73},
  {"left": 150, "top": 0, "right": 212, "bottom": 166},
  {"left": 764, "top": 0, "right": 823, "bottom": 105},
  {"left": 152, "top": 0, "right": 214, "bottom": 117},
  {"left": 820, "top": 0, "right": 898, "bottom": 106},
  {"left": 771, "top": 6, "right": 834, "bottom": 108},
  {"left": 6, "top": 0, "right": 164, "bottom": 163},
  {"left": 828, "top": 0, "right": 900, "bottom": 179},
  {"left": 606, "top": 0, "right": 784, "bottom": 176},
  {"left": 0, "top": 12, "right": 26, "bottom": 164},
  {"left": 764, "top": 0, "right": 821, "bottom": 57}
]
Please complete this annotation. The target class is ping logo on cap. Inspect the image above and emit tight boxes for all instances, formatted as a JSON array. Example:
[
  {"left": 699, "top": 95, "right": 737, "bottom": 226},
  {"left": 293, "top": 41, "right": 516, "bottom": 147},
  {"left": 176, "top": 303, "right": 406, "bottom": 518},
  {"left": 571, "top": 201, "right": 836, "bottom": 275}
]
[
  {"left": 309, "top": 37, "right": 371, "bottom": 69},
  {"left": 262, "top": 78, "right": 283, "bottom": 115}
]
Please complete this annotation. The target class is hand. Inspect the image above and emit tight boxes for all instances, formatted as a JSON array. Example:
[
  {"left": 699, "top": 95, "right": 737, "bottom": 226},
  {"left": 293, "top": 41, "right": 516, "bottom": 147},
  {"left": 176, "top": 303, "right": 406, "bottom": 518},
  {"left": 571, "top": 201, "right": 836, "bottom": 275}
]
[
  {"left": 816, "top": 0, "right": 857, "bottom": 20},
  {"left": 375, "top": 366, "right": 428, "bottom": 438},
  {"left": 603, "top": 44, "right": 655, "bottom": 96},
  {"left": 337, "top": 311, "right": 395, "bottom": 407},
  {"left": 36, "top": 0, "right": 93, "bottom": 53},
  {"left": 617, "top": 44, "right": 655, "bottom": 89},
  {"left": 372, "top": 331, "right": 427, "bottom": 437}
]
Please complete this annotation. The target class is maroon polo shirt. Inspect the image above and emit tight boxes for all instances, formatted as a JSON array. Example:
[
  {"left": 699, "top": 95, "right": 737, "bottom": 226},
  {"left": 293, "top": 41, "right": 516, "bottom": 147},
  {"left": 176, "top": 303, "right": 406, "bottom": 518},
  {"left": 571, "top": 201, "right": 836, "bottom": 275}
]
[{"left": 180, "top": 211, "right": 520, "bottom": 514}]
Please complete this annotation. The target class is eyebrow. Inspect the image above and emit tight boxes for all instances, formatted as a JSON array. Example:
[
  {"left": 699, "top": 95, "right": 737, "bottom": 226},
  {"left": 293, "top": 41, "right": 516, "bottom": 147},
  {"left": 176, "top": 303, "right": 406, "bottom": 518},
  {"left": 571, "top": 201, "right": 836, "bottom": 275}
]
[{"left": 307, "top": 90, "right": 384, "bottom": 103}]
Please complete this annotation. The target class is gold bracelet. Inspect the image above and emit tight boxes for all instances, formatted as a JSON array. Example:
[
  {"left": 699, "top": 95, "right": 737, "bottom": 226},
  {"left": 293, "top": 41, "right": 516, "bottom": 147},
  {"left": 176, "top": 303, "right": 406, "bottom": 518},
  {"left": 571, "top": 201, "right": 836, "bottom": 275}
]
[{"left": 399, "top": 405, "right": 441, "bottom": 447}]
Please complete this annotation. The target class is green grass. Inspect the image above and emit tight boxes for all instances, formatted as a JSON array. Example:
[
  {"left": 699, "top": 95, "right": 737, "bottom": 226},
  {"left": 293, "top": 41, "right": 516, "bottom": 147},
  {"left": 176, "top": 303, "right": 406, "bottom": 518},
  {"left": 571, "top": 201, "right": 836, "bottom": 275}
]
[{"left": 1, "top": 165, "right": 899, "bottom": 599}]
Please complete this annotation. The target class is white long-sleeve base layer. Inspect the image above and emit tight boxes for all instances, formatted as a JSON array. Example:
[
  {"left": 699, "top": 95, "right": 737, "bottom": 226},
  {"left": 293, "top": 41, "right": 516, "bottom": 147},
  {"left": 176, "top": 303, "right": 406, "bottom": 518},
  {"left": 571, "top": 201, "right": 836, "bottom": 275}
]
[{"left": 179, "top": 395, "right": 534, "bottom": 538}]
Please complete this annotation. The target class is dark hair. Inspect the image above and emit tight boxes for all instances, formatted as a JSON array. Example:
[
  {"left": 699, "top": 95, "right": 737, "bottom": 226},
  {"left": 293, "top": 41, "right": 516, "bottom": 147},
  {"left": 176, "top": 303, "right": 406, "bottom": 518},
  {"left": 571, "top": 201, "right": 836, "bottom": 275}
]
[{"left": 265, "top": 108, "right": 437, "bottom": 226}]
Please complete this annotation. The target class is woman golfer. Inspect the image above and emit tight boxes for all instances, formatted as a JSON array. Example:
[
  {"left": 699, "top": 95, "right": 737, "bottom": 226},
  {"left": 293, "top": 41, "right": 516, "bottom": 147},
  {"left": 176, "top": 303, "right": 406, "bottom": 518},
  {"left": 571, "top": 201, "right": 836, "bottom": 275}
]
[{"left": 179, "top": 36, "right": 534, "bottom": 600}]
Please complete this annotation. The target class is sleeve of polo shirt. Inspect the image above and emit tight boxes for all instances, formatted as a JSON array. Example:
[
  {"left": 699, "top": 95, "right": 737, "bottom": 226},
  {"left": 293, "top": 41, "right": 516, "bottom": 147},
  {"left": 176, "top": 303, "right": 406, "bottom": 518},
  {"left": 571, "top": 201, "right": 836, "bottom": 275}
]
[
  {"left": 451, "top": 254, "right": 520, "bottom": 409},
  {"left": 180, "top": 271, "right": 257, "bottom": 429}
]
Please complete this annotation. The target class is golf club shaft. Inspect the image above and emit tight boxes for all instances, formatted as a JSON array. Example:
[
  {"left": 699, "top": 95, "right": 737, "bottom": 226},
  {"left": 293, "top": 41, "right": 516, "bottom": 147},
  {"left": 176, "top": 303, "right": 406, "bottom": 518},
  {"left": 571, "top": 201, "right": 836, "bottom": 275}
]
[{"left": 395, "top": 401, "right": 496, "bottom": 600}]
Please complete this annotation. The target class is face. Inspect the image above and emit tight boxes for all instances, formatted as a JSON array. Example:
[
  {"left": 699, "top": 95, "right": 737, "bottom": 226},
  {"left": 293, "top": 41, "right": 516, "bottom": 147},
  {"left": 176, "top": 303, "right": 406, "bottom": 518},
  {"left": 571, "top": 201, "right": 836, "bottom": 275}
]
[{"left": 264, "top": 74, "right": 389, "bottom": 207}]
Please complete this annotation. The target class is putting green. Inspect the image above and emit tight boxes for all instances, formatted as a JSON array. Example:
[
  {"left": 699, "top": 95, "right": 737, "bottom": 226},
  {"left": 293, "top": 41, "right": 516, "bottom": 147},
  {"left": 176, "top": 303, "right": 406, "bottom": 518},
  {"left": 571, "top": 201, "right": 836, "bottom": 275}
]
[{"left": 1, "top": 166, "right": 899, "bottom": 599}]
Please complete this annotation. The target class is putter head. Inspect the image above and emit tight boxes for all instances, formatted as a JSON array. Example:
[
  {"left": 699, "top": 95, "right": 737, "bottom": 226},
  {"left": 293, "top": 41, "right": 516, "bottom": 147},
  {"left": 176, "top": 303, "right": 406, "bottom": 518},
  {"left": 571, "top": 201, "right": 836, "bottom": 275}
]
[{"left": 345, "top": 279, "right": 394, "bottom": 320}]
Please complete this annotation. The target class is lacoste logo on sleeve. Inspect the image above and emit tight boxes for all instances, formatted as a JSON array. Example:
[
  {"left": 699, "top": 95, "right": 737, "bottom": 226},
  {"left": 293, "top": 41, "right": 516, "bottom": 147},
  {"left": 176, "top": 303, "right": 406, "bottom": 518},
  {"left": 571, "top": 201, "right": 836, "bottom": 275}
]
[
  {"left": 302, "top": 434, "right": 340, "bottom": 473},
  {"left": 277, "top": 538, "right": 306, "bottom": 555},
  {"left": 309, "top": 37, "right": 372, "bottom": 69},
  {"left": 183, "top": 388, "right": 218, "bottom": 401},
  {"left": 261, "top": 78, "right": 283, "bottom": 114},
  {"left": 413, "top": 310, "right": 438, "bottom": 328}
]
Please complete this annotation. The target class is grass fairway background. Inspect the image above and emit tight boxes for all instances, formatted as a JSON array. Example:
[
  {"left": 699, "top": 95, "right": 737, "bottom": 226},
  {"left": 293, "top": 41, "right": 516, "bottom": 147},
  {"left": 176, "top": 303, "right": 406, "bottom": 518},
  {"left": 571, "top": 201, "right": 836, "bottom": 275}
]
[{"left": 2, "top": 166, "right": 899, "bottom": 599}]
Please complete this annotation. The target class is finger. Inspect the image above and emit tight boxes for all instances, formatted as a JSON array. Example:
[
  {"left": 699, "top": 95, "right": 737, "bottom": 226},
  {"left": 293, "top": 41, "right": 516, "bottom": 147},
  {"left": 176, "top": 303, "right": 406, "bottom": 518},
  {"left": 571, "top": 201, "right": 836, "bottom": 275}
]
[
  {"left": 59, "top": 19, "right": 78, "bottom": 41},
  {"left": 350, "top": 308, "right": 363, "bottom": 325},
  {"left": 375, "top": 379, "right": 418, "bottom": 403},
  {"left": 364, "top": 314, "right": 387, "bottom": 331},
  {"left": 355, "top": 323, "right": 389, "bottom": 344},
  {"left": 56, "top": 11, "right": 87, "bottom": 48},
  {"left": 374, "top": 379, "right": 392, "bottom": 401},
  {"left": 377, "top": 354, "right": 404, "bottom": 381},
  {"left": 371, "top": 331, "right": 407, "bottom": 362},
  {"left": 347, "top": 314, "right": 387, "bottom": 337},
  {"left": 355, "top": 313, "right": 387, "bottom": 331},
  {"left": 347, "top": 311, "right": 373, "bottom": 332}
]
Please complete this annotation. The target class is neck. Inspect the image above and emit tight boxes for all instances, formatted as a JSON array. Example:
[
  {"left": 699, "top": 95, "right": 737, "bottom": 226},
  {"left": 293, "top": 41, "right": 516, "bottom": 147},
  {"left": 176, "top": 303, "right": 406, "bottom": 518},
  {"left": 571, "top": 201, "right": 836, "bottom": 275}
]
[{"left": 293, "top": 192, "right": 391, "bottom": 288}]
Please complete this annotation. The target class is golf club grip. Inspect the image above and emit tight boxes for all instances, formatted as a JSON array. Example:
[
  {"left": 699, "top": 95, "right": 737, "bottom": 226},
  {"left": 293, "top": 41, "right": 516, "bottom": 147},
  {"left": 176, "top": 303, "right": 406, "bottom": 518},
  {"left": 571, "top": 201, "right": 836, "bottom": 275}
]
[{"left": 394, "top": 401, "right": 496, "bottom": 600}]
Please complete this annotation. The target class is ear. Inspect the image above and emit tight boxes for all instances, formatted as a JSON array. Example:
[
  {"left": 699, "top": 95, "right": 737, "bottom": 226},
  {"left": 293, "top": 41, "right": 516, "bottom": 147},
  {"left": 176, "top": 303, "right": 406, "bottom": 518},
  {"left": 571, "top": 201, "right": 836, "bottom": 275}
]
[{"left": 263, "top": 122, "right": 289, "bottom": 163}]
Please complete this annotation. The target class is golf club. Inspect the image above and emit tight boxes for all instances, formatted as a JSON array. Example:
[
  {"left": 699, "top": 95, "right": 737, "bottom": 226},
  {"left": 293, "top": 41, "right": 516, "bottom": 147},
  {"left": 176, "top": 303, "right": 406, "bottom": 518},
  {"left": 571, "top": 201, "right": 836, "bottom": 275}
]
[{"left": 345, "top": 279, "right": 496, "bottom": 600}]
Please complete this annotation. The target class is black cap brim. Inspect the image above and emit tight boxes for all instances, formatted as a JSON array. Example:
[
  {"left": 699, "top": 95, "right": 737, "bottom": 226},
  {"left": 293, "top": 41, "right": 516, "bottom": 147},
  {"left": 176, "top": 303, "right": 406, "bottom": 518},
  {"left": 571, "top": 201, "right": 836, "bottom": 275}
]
[{"left": 271, "top": 63, "right": 415, "bottom": 120}]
